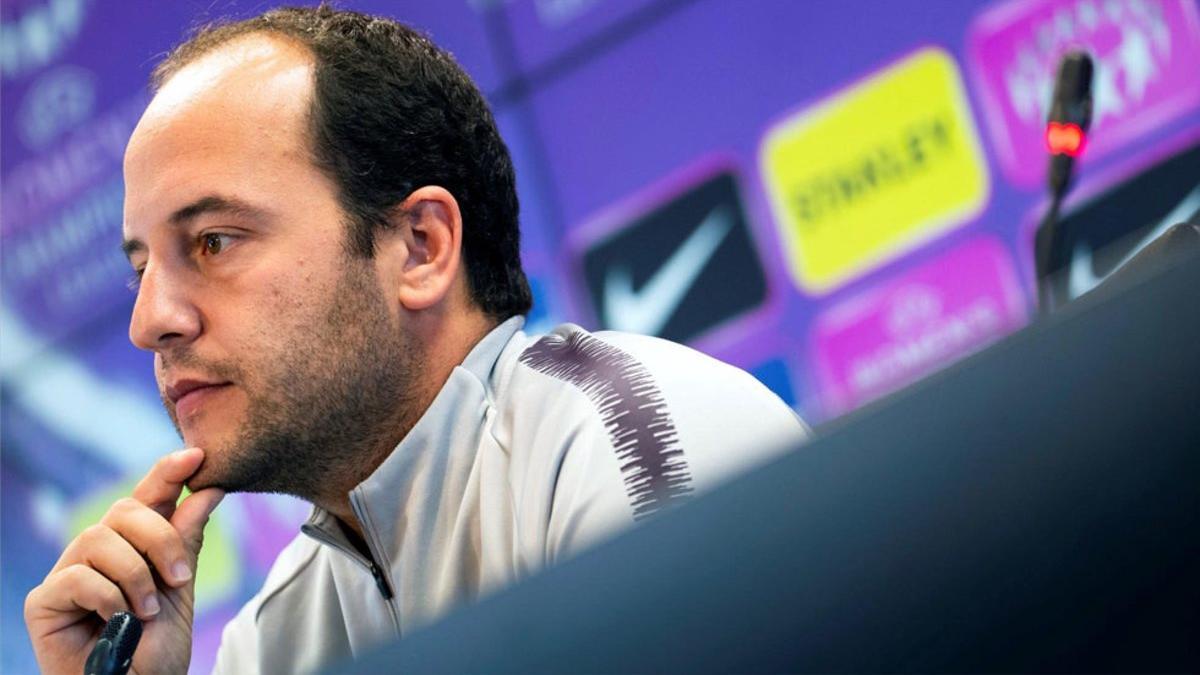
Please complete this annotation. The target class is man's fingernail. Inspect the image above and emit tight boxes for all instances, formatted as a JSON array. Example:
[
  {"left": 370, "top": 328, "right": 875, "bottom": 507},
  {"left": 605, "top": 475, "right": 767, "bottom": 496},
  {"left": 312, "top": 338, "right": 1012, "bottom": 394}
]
[
  {"left": 143, "top": 593, "right": 160, "bottom": 616},
  {"left": 172, "top": 561, "right": 192, "bottom": 583}
]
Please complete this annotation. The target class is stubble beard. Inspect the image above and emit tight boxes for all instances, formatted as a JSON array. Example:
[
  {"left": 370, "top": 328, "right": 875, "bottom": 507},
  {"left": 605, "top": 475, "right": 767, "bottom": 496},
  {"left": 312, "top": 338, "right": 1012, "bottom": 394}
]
[{"left": 166, "top": 261, "right": 419, "bottom": 504}]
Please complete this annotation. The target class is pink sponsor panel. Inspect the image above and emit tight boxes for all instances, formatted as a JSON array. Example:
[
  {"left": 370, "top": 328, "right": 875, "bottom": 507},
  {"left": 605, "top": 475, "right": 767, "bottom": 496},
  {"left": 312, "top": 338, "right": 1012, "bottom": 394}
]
[
  {"left": 812, "top": 238, "right": 1027, "bottom": 416},
  {"left": 967, "top": 0, "right": 1200, "bottom": 187}
]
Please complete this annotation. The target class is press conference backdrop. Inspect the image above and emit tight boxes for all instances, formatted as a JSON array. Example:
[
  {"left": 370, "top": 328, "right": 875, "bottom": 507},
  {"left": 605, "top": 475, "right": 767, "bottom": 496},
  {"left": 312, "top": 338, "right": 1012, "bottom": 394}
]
[{"left": 2, "top": 0, "right": 1198, "bottom": 671}]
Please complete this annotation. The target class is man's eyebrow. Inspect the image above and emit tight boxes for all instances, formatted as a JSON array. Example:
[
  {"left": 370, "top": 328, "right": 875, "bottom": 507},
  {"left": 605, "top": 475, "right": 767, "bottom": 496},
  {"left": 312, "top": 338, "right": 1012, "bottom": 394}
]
[
  {"left": 121, "top": 238, "right": 145, "bottom": 261},
  {"left": 168, "top": 194, "right": 271, "bottom": 226},
  {"left": 120, "top": 195, "right": 273, "bottom": 262}
]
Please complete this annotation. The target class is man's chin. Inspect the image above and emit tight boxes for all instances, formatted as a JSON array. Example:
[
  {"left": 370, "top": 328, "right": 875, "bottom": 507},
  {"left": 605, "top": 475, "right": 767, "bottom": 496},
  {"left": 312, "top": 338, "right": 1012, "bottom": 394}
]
[
  {"left": 184, "top": 459, "right": 227, "bottom": 493},
  {"left": 183, "top": 446, "right": 242, "bottom": 493}
]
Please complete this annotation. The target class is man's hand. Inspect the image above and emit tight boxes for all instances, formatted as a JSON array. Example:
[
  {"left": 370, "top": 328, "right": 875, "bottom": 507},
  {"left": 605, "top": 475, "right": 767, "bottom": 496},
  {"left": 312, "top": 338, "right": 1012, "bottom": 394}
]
[{"left": 25, "top": 448, "right": 224, "bottom": 675}]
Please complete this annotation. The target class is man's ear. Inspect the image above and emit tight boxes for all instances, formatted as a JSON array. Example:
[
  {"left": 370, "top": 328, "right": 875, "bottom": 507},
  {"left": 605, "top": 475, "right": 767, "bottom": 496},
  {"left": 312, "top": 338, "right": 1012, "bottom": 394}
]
[{"left": 379, "top": 186, "right": 463, "bottom": 312}]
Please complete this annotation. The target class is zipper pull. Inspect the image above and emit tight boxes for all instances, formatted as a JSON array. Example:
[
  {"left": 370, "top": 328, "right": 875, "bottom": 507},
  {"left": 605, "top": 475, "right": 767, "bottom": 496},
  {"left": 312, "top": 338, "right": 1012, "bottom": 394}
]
[{"left": 368, "top": 561, "right": 394, "bottom": 600}]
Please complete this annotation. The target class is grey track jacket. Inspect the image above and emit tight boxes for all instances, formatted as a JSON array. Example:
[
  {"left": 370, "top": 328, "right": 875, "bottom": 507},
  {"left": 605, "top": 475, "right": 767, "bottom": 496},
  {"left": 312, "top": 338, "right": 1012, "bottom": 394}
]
[{"left": 213, "top": 317, "right": 809, "bottom": 673}]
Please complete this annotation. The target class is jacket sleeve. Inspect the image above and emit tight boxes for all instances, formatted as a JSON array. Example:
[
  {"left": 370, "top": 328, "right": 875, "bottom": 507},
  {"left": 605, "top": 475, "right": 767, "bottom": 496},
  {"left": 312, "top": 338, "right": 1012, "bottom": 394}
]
[
  {"left": 208, "top": 534, "right": 325, "bottom": 674},
  {"left": 211, "top": 597, "right": 261, "bottom": 674}
]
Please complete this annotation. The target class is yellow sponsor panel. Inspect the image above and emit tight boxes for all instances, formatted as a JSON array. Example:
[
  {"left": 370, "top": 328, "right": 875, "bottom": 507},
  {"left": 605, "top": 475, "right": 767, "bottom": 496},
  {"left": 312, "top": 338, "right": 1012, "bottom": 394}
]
[{"left": 761, "top": 47, "right": 989, "bottom": 293}]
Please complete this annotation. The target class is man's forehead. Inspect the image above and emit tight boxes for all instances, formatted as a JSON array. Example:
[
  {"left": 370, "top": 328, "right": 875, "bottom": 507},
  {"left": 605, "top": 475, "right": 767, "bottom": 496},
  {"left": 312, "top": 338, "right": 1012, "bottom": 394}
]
[
  {"left": 123, "top": 33, "right": 317, "bottom": 238},
  {"left": 145, "top": 33, "right": 314, "bottom": 122}
]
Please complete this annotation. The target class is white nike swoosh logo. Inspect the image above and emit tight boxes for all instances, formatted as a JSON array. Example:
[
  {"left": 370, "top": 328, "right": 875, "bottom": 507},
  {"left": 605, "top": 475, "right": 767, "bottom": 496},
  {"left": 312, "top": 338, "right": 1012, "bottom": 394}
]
[
  {"left": 603, "top": 206, "right": 734, "bottom": 335},
  {"left": 1068, "top": 184, "right": 1200, "bottom": 299}
]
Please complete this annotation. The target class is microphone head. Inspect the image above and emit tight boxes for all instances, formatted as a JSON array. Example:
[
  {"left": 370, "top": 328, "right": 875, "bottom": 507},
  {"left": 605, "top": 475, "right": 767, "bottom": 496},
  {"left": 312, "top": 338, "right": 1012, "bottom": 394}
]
[
  {"left": 100, "top": 611, "right": 143, "bottom": 657},
  {"left": 1047, "top": 50, "right": 1095, "bottom": 136},
  {"left": 1044, "top": 50, "right": 1095, "bottom": 195},
  {"left": 85, "top": 611, "right": 143, "bottom": 675}
]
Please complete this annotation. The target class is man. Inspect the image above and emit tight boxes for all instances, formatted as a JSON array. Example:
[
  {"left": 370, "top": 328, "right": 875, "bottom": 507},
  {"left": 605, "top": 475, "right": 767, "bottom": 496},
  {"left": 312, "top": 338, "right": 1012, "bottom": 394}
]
[{"left": 24, "top": 6, "right": 808, "bottom": 673}]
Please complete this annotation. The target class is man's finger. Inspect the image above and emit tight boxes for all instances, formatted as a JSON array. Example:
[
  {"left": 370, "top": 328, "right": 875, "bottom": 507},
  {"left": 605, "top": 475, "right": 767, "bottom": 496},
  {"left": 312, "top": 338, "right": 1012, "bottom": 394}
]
[
  {"left": 131, "top": 448, "right": 204, "bottom": 516},
  {"left": 170, "top": 488, "right": 225, "bottom": 557},
  {"left": 100, "top": 498, "right": 194, "bottom": 587},
  {"left": 52, "top": 527, "right": 161, "bottom": 619},
  {"left": 27, "top": 565, "right": 131, "bottom": 626}
]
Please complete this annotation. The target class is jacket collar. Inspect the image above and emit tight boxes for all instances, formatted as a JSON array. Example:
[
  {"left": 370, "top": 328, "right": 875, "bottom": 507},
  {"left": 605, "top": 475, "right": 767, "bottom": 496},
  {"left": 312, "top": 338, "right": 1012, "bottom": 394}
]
[{"left": 301, "top": 316, "right": 525, "bottom": 562}]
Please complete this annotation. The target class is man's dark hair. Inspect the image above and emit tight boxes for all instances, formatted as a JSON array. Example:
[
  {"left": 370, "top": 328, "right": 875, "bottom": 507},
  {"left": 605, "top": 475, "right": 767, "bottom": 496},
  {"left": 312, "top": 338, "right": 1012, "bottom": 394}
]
[{"left": 153, "top": 4, "right": 532, "bottom": 320}]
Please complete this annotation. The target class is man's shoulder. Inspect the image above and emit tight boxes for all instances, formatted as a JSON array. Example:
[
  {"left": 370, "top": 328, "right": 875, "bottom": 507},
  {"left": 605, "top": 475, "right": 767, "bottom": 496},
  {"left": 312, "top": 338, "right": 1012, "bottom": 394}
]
[
  {"left": 492, "top": 322, "right": 810, "bottom": 475},
  {"left": 482, "top": 322, "right": 810, "bottom": 552},
  {"left": 502, "top": 323, "right": 763, "bottom": 398},
  {"left": 213, "top": 533, "right": 328, "bottom": 672}
]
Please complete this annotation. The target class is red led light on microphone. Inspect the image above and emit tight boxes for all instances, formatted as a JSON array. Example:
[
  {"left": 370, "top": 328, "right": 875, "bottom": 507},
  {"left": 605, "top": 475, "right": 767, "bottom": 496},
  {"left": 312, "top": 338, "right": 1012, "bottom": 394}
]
[{"left": 1045, "top": 122, "right": 1086, "bottom": 157}]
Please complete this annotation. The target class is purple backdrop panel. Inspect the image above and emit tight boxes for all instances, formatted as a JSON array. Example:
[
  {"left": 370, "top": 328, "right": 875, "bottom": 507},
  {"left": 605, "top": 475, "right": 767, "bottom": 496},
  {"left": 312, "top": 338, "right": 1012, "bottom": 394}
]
[
  {"left": 0, "top": 1, "right": 505, "bottom": 348},
  {"left": 0, "top": 3, "right": 503, "bottom": 672},
  {"left": 526, "top": 0, "right": 987, "bottom": 232},
  {"left": 356, "top": 0, "right": 506, "bottom": 94},
  {"left": 1, "top": 1, "right": 193, "bottom": 346},
  {"left": 499, "top": 0, "right": 672, "bottom": 76},
  {"left": 495, "top": 106, "right": 560, "bottom": 268}
]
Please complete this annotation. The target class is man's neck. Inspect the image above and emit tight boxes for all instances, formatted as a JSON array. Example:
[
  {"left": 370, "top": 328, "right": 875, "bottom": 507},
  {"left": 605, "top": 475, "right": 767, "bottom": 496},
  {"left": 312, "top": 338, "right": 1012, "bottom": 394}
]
[{"left": 315, "top": 310, "right": 500, "bottom": 537}]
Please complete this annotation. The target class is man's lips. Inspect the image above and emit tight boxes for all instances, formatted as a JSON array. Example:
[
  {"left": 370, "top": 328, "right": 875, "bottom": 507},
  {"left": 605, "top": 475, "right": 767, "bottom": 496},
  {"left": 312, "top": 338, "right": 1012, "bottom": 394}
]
[
  {"left": 167, "top": 380, "right": 233, "bottom": 418},
  {"left": 166, "top": 379, "right": 230, "bottom": 404}
]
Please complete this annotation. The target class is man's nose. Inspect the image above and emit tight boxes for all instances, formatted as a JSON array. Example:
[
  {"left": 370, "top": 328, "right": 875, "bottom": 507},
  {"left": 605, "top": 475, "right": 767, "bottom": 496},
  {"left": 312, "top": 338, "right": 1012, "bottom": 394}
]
[{"left": 128, "top": 262, "right": 202, "bottom": 351}]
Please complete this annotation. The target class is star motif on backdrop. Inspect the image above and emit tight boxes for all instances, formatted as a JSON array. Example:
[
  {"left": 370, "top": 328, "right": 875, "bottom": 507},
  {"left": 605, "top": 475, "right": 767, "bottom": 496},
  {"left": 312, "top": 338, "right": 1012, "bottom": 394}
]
[
  {"left": 1117, "top": 26, "right": 1156, "bottom": 103},
  {"left": 1053, "top": 8, "right": 1076, "bottom": 43},
  {"left": 1077, "top": 0, "right": 1100, "bottom": 31},
  {"left": 1135, "top": 0, "right": 1173, "bottom": 52},
  {"left": 1103, "top": 0, "right": 1124, "bottom": 23},
  {"left": 1091, "top": 57, "right": 1126, "bottom": 125},
  {"left": 1005, "top": 59, "right": 1053, "bottom": 124}
]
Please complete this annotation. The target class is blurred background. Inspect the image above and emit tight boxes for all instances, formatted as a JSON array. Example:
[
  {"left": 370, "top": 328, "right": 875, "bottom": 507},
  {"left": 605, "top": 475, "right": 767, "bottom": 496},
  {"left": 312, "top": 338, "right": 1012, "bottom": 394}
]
[{"left": 2, "top": 0, "right": 1198, "bottom": 671}]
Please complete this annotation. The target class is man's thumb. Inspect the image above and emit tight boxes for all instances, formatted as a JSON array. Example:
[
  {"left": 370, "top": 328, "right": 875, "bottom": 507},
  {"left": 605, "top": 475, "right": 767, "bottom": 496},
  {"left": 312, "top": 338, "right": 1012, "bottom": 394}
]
[{"left": 171, "top": 488, "right": 225, "bottom": 556}]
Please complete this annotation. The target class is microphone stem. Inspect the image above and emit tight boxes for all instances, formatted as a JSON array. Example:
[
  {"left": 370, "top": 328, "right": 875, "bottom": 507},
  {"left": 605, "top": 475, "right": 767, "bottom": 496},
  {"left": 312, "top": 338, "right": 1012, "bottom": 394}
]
[{"left": 1036, "top": 190, "right": 1064, "bottom": 315}]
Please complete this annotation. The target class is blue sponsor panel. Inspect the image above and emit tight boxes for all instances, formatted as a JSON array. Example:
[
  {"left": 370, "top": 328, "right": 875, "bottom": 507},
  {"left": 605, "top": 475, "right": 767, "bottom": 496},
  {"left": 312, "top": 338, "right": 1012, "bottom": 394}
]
[
  {"left": 748, "top": 358, "right": 798, "bottom": 410},
  {"left": 705, "top": 318, "right": 816, "bottom": 421}
]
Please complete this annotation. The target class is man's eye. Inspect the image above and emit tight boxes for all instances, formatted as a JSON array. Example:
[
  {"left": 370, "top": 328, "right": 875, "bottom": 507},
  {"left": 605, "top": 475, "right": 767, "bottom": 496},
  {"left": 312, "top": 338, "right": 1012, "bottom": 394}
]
[
  {"left": 201, "top": 233, "right": 231, "bottom": 255},
  {"left": 126, "top": 269, "right": 144, "bottom": 292}
]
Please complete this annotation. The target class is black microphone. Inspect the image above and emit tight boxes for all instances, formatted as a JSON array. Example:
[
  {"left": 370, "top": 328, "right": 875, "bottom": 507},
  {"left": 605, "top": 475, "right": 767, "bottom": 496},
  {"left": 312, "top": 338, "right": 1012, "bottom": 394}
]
[
  {"left": 1035, "top": 50, "right": 1095, "bottom": 313},
  {"left": 84, "top": 612, "right": 142, "bottom": 675},
  {"left": 1045, "top": 51, "right": 1094, "bottom": 196}
]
